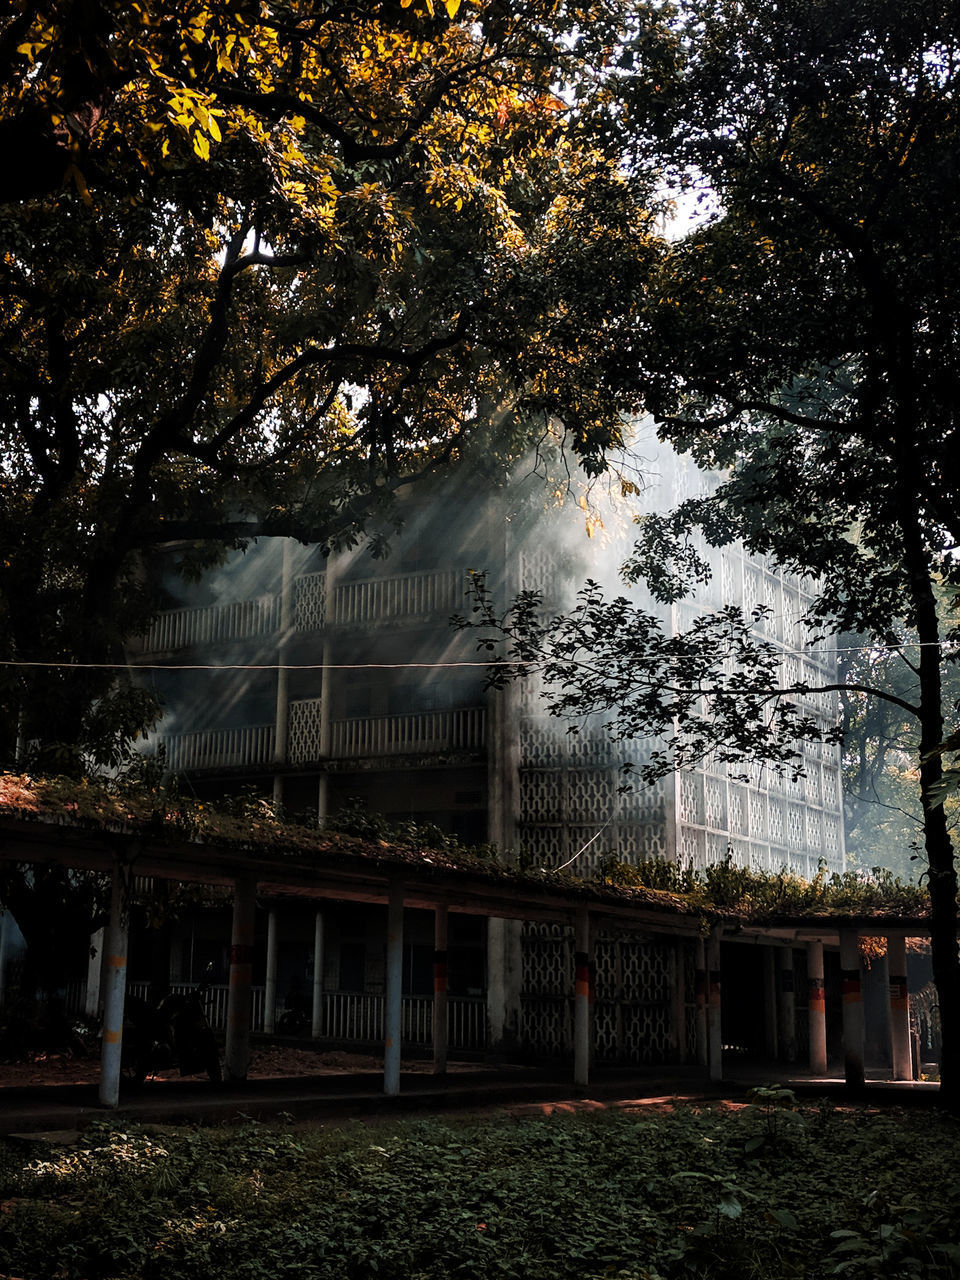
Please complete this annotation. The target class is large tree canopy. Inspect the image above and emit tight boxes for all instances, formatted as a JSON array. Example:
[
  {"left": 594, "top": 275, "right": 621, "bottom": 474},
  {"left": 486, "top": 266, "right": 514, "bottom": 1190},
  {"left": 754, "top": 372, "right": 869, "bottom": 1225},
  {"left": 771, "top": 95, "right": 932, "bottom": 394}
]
[{"left": 0, "top": 0, "right": 675, "bottom": 762}]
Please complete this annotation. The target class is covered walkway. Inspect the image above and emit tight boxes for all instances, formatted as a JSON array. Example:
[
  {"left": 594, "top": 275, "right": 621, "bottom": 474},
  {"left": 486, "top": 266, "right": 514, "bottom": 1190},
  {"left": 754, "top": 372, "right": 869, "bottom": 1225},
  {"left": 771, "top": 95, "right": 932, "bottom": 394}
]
[{"left": 0, "top": 786, "right": 940, "bottom": 1109}]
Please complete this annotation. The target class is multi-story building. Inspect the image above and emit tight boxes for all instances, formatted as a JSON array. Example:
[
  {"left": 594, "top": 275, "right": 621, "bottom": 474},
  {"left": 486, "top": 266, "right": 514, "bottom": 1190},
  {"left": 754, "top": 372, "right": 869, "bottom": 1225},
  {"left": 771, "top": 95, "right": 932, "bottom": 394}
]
[{"left": 125, "top": 449, "right": 846, "bottom": 1067}]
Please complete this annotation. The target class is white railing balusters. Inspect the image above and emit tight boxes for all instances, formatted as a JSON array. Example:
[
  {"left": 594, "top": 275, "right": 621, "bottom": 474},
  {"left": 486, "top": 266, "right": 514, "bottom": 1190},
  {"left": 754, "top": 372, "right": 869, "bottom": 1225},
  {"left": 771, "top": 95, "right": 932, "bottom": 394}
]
[
  {"left": 156, "top": 723, "right": 276, "bottom": 773},
  {"left": 141, "top": 595, "right": 279, "bottom": 653},
  {"left": 330, "top": 706, "right": 485, "bottom": 759},
  {"left": 330, "top": 569, "right": 467, "bottom": 626}
]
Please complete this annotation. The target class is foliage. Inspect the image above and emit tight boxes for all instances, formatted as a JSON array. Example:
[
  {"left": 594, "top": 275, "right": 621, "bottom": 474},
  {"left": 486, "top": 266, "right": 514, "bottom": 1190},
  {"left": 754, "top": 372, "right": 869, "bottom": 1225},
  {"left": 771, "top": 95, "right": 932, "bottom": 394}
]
[
  {"left": 455, "top": 0, "right": 960, "bottom": 1095},
  {"left": 630, "top": 0, "right": 960, "bottom": 1097},
  {"left": 1, "top": 1106, "right": 959, "bottom": 1279},
  {"left": 0, "top": 771, "right": 496, "bottom": 867},
  {"left": 0, "top": 0, "right": 673, "bottom": 766},
  {"left": 456, "top": 571, "right": 840, "bottom": 784},
  {"left": 837, "top": 626, "right": 960, "bottom": 878},
  {"left": 600, "top": 853, "right": 930, "bottom": 918},
  {"left": 328, "top": 796, "right": 501, "bottom": 864}
]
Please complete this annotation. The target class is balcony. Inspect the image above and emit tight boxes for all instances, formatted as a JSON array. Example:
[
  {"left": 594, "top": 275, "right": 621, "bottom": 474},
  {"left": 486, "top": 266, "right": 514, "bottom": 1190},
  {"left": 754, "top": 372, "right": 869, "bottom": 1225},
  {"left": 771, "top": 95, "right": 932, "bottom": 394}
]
[
  {"left": 157, "top": 723, "right": 276, "bottom": 773},
  {"left": 136, "top": 567, "right": 469, "bottom": 654},
  {"left": 331, "top": 568, "right": 469, "bottom": 628},
  {"left": 137, "top": 596, "right": 279, "bottom": 653},
  {"left": 152, "top": 706, "right": 485, "bottom": 773},
  {"left": 330, "top": 706, "right": 487, "bottom": 759}
]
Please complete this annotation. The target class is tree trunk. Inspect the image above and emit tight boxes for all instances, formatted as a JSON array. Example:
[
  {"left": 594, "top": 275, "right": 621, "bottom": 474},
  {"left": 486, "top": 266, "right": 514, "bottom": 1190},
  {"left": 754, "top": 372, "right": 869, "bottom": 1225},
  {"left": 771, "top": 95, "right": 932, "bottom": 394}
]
[{"left": 904, "top": 518, "right": 960, "bottom": 1106}]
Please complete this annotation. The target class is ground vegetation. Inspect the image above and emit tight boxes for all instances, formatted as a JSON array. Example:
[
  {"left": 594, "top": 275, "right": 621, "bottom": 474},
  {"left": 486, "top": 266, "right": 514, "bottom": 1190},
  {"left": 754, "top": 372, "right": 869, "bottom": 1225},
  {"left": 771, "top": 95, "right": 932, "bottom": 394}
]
[{"left": 1, "top": 1105, "right": 959, "bottom": 1279}]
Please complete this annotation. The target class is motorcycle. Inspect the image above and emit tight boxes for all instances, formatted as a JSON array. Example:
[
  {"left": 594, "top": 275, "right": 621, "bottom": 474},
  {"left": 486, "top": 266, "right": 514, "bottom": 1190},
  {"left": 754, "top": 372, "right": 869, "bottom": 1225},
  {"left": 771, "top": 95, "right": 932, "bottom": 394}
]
[{"left": 120, "top": 982, "right": 222, "bottom": 1085}]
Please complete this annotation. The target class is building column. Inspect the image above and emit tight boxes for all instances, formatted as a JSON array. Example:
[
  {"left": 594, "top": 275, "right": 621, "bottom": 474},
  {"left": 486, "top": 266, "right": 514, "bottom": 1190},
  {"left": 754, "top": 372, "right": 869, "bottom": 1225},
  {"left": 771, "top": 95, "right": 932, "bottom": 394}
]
[
  {"left": 762, "top": 946, "right": 779, "bottom": 1060},
  {"left": 311, "top": 909, "right": 325, "bottom": 1039},
  {"left": 806, "top": 939, "right": 828, "bottom": 1076},
  {"left": 272, "top": 539, "right": 295, "bottom": 809},
  {"left": 486, "top": 918, "right": 523, "bottom": 1055},
  {"left": 85, "top": 927, "right": 105, "bottom": 1018},
  {"left": 316, "top": 548, "right": 339, "bottom": 829},
  {"left": 839, "top": 928, "right": 865, "bottom": 1090},
  {"left": 669, "top": 938, "right": 687, "bottom": 1062},
  {"left": 888, "top": 934, "right": 913, "bottom": 1081},
  {"left": 384, "top": 880, "right": 404, "bottom": 1096},
  {"left": 707, "top": 930, "right": 722, "bottom": 1082},
  {"left": 573, "top": 908, "right": 593, "bottom": 1089},
  {"left": 225, "top": 876, "right": 257, "bottom": 1081},
  {"left": 0, "top": 910, "right": 7, "bottom": 1010},
  {"left": 433, "top": 902, "right": 449, "bottom": 1075},
  {"left": 694, "top": 937, "right": 708, "bottom": 1067},
  {"left": 776, "top": 947, "right": 797, "bottom": 1063},
  {"left": 264, "top": 908, "right": 278, "bottom": 1035},
  {"left": 317, "top": 639, "right": 333, "bottom": 827},
  {"left": 99, "top": 861, "right": 130, "bottom": 1108}
]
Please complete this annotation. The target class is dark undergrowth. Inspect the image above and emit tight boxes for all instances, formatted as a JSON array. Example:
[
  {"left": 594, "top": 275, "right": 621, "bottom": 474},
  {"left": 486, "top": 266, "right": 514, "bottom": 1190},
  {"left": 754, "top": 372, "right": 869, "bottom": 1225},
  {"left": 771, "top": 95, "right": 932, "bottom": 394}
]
[{"left": 1, "top": 1096, "right": 958, "bottom": 1279}]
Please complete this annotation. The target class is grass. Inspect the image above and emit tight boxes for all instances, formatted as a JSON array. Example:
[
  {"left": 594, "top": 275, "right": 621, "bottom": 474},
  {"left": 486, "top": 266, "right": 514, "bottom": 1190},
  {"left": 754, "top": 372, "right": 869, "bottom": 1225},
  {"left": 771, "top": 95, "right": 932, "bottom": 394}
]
[{"left": 0, "top": 1099, "right": 958, "bottom": 1279}]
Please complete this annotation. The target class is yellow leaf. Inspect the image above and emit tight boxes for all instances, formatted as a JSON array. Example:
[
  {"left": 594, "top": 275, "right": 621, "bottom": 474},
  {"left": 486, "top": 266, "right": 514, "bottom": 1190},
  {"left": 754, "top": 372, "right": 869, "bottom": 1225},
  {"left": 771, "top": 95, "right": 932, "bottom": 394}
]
[
  {"left": 63, "top": 163, "right": 92, "bottom": 206},
  {"left": 444, "top": 0, "right": 461, "bottom": 14}
]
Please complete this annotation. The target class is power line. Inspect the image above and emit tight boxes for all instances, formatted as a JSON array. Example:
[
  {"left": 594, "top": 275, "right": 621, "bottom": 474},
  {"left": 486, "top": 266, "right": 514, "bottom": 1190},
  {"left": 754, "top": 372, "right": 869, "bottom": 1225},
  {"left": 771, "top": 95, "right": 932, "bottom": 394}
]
[{"left": 0, "top": 638, "right": 958, "bottom": 673}]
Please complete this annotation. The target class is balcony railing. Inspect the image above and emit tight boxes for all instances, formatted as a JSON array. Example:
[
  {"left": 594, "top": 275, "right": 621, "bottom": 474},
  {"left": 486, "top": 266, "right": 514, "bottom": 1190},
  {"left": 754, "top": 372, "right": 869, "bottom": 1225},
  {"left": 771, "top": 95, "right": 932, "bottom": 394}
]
[
  {"left": 139, "top": 596, "right": 279, "bottom": 653},
  {"left": 135, "top": 568, "right": 470, "bottom": 653},
  {"left": 331, "top": 706, "right": 486, "bottom": 758},
  {"left": 157, "top": 723, "right": 276, "bottom": 773},
  {"left": 66, "top": 983, "right": 487, "bottom": 1051},
  {"left": 331, "top": 568, "right": 469, "bottom": 628},
  {"left": 150, "top": 704, "right": 484, "bottom": 772}
]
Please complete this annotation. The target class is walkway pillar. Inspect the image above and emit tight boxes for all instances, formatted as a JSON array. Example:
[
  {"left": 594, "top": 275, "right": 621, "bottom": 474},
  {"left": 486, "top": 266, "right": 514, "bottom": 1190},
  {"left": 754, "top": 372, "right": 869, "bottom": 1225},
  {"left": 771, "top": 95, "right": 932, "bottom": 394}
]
[
  {"left": 264, "top": 908, "right": 278, "bottom": 1035},
  {"left": 762, "top": 946, "right": 779, "bottom": 1059},
  {"left": 573, "top": 907, "right": 593, "bottom": 1089},
  {"left": 433, "top": 902, "right": 449, "bottom": 1075},
  {"left": 806, "top": 939, "right": 828, "bottom": 1075},
  {"left": 707, "top": 930, "right": 722, "bottom": 1082},
  {"left": 776, "top": 946, "right": 797, "bottom": 1063},
  {"left": 85, "top": 927, "right": 105, "bottom": 1018},
  {"left": 669, "top": 939, "right": 687, "bottom": 1062},
  {"left": 384, "top": 881, "right": 404, "bottom": 1096},
  {"left": 486, "top": 918, "right": 523, "bottom": 1054},
  {"left": 311, "top": 909, "right": 325, "bottom": 1039},
  {"left": 99, "top": 861, "right": 130, "bottom": 1108},
  {"left": 225, "top": 876, "right": 257, "bottom": 1081},
  {"left": 694, "top": 938, "right": 708, "bottom": 1067},
  {"left": 888, "top": 934, "right": 913, "bottom": 1081},
  {"left": 839, "top": 928, "right": 866, "bottom": 1089}
]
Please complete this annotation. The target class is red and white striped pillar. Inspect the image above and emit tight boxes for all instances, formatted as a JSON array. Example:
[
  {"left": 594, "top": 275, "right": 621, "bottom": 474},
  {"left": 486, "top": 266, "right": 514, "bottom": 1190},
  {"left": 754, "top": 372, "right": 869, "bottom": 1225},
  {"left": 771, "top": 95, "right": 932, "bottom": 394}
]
[
  {"left": 707, "top": 929, "right": 723, "bottom": 1082},
  {"left": 887, "top": 934, "right": 912, "bottom": 1081},
  {"left": 433, "top": 902, "right": 449, "bottom": 1076},
  {"left": 225, "top": 876, "right": 257, "bottom": 1081},
  {"left": 574, "top": 907, "right": 593, "bottom": 1089},
  {"left": 99, "top": 860, "right": 130, "bottom": 1108},
  {"left": 694, "top": 938, "right": 708, "bottom": 1067},
  {"left": 806, "top": 939, "right": 828, "bottom": 1076},
  {"left": 839, "top": 928, "right": 865, "bottom": 1089}
]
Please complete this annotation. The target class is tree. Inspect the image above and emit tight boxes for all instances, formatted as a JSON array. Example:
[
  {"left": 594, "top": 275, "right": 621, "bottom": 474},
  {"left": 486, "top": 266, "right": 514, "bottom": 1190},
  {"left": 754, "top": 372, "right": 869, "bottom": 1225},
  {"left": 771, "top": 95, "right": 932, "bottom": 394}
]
[
  {"left": 0, "top": 0, "right": 674, "bottom": 765},
  {"left": 463, "top": 0, "right": 960, "bottom": 1103}
]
